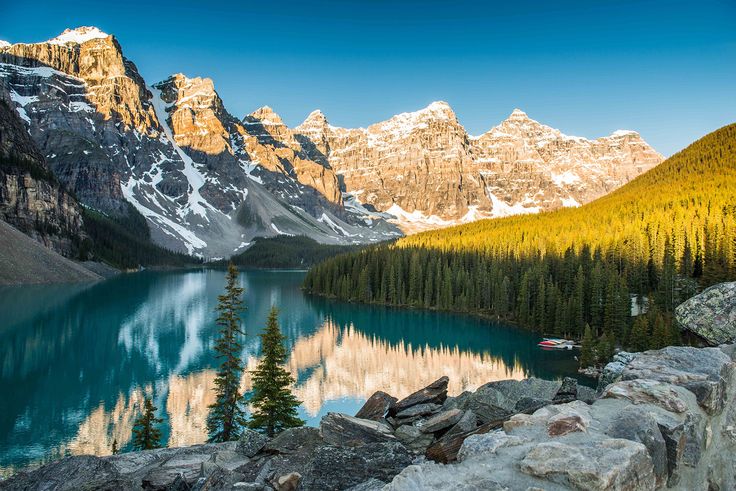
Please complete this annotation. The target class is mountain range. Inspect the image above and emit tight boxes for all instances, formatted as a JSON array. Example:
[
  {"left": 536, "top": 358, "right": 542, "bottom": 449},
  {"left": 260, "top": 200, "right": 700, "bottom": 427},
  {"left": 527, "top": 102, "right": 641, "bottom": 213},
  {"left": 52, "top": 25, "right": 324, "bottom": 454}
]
[{"left": 0, "top": 27, "right": 663, "bottom": 258}]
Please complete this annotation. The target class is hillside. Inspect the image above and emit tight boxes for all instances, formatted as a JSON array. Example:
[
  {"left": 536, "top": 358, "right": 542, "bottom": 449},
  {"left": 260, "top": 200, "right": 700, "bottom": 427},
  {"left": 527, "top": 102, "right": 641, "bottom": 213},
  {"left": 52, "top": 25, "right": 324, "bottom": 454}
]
[
  {"left": 0, "top": 220, "right": 101, "bottom": 285},
  {"left": 304, "top": 124, "right": 736, "bottom": 350}
]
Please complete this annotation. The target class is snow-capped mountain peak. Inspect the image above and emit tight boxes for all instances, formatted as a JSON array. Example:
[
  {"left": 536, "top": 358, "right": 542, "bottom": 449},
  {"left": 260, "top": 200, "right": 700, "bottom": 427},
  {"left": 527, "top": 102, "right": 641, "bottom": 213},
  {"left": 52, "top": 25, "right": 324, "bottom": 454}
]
[
  {"left": 0, "top": 40, "right": 10, "bottom": 49},
  {"left": 48, "top": 27, "right": 109, "bottom": 45}
]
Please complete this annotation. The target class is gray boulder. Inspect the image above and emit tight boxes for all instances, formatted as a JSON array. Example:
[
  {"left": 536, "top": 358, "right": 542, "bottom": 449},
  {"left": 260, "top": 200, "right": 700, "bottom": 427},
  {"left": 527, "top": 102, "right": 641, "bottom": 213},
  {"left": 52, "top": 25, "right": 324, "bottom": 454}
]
[
  {"left": 675, "top": 282, "right": 736, "bottom": 345},
  {"left": 391, "top": 376, "right": 449, "bottom": 415},
  {"left": 465, "top": 378, "right": 561, "bottom": 424},
  {"left": 320, "top": 413, "right": 396, "bottom": 447},
  {"left": 605, "top": 406, "right": 668, "bottom": 485},
  {"left": 0, "top": 455, "right": 131, "bottom": 490},
  {"left": 238, "top": 429, "right": 269, "bottom": 457},
  {"left": 300, "top": 442, "right": 412, "bottom": 491},
  {"left": 355, "top": 391, "right": 397, "bottom": 421},
  {"left": 419, "top": 408, "right": 463, "bottom": 434},
  {"left": 394, "top": 424, "right": 435, "bottom": 454}
]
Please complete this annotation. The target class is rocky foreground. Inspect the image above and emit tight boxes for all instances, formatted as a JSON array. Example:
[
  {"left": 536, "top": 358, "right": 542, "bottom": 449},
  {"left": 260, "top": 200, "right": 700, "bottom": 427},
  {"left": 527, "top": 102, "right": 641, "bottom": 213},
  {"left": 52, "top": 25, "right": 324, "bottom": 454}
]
[{"left": 3, "top": 342, "right": 735, "bottom": 491}]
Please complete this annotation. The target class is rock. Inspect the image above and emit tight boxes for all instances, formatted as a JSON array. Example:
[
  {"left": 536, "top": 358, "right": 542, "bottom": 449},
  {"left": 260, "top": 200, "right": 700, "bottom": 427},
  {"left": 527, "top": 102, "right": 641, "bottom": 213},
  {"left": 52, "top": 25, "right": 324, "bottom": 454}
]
[
  {"left": 513, "top": 397, "right": 552, "bottom": 414},
  {"left": 0, "top": 455, "right": 130, "bottom": 490},
  {"left": 519, "top": 439, "right": 656, "bottom": 491},
  {"left": 553, "top": 377, "right": 578, "bottom": 403},
  {"left": 466, "top": 378, "right": 561, "bottom": 424},
  {"left": 395, "top": 403, "right": 441, "bottom": 420},
  {"left": 238, "top": 429, "right": 269, "bottom": 457},
  {"left": 675, "top": 282, "right": 736, "bottom": 345},
  {"left": 320, "top": 413, "right": 396, "bottom": 447},
  {"left": 441, "top": 390, "right": 472, "bottom": 411},
  {"left": 263, "top": 427, "right": 323, "bottom": 455},
  {"left": 391, "top": 377, "right": 449, "bottom": 415},
  {"left": 576, "top": 385, "right": 598, "bottom": 404},
  {"left": 442, "top": 410, "right": 478, "bottom": 440},
  {"left": 419, "top": 408, "right": 463, "bottom": 433},
  {"left": 457, "top": 431, "right": 526, "bottom": 462},
  {"left": 300, "top": 442, "right": 412, "bottom": 491},
  {"left": 425, "top": 419, "right": 504, "bottom": 463},
  {"left": 394, "top": 425, "right": 435, "bottom": 454},
  {"left": 547, "top": 414, "right": 587, "bottom": 436},
  {"left": 344, "top": 478, "right": 388, "bottom": 490},
  {"left": 602, "top": 379, "right": 695, "bottom": 414},
  {"left": 272, "top": 471, "right": 301, "bottom": 491},
  {"left": 605, "top": 406, "right": 668, "bottom": 485},
  {"left": 197, "top": 467, "right": 249, "bottom": 491},
  {"left": 356, "top": 391, "right": 397, "bottom": 421},
  {"left": 616, "top": 346, "right": 734, "bottom": 414},
  {"left": 232, "top": 483, "right": 267, "bottom": 491}
]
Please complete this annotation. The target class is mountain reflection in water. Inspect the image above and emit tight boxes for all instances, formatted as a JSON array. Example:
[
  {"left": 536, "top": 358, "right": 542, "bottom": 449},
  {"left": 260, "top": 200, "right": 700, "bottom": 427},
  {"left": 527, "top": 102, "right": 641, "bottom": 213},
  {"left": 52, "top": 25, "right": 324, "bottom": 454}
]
[{"left": 0, "top": 269, "right": 582, "bottom": 470}]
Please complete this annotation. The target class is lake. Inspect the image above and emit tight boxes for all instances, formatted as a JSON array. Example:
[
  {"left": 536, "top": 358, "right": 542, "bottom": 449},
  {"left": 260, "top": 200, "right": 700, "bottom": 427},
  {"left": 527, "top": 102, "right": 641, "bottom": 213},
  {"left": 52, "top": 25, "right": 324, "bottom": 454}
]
[{"left": 0, "top": 269, "right": 586, "bottom": 471}]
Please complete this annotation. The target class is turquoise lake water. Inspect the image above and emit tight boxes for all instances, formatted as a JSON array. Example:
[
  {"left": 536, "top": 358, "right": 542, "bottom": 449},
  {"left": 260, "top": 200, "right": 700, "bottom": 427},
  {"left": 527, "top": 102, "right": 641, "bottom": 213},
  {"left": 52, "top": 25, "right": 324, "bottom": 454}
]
[{"left": 0, "top": 269, "right": 586, "bottom": 471}]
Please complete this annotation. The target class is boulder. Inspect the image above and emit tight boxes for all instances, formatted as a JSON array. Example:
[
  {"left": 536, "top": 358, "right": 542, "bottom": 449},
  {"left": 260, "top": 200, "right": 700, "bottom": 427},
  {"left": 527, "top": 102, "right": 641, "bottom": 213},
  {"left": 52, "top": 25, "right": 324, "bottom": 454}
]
[
  {"left": 442, "top": 410, "right": 478, "bottom": 440},
  {"left": 519, "top": 439, "right": 656, "bottom": 491},
  {"left": 0, "top": 455, "right": 130, "bottom": 491},
  {"left": 300, "top": 442, "right": 412, "bottom": 491},
  {"left": 616, "top": 346, "right": 734, "bottom": 414},
  {"left": 356, "top": 391, "right": 397, "bottom": 421},
  {"left": 675, "top": 282, "right": 736, "bottom": 345},
  {"left": 394, "top": 425, "right": 435, "bottom": 454},
  {"left": 419, "top": 408, "right": 463, "bottom": 434},
  {"left": 263, "top": 427, "right": 323, "bottom": 455},
  {"left": 238, "top": 429, "right": 269, "bottom": 457},
  {"left": 465, "top": 378, "right": 561, "bottom": 423},
  {"left": 553, "top": 377, "right": 578, "bottom": 404},
  {"left": 576, "top": 385, "right": 598, "bottom": 404},
  {"left": 602, "top": 379, "right": 696, "bottom": 414},
  {"left": 344, "top": 478, "right": 388, "bottom": 490},
  {"left": 605, "top": 406, "right": 668, "bottom": 485},
  {"left": 272, "top": 471, "right": 301, "bottom": 491},
  {"left": 391, "top": 376, "right": 449, "bottom": 415},
  {"left": 425, "top": 419, "right": 503, "bottom": 463},
  {"left": 320, "top": 412, "right": 396, "bottom": 447},
  {"left": 196, "top": 467, "right": 249, "bottom": 491},
  {"left": 395, "top": 403, "right": 441, "bottom": 421}
]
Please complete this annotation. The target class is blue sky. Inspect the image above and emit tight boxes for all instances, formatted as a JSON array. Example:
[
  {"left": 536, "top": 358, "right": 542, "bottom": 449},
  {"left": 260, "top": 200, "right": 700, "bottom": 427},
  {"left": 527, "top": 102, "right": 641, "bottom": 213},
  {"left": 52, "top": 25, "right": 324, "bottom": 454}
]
[{"left": 2, "top": 0, "right": 735, "bottom": 156}]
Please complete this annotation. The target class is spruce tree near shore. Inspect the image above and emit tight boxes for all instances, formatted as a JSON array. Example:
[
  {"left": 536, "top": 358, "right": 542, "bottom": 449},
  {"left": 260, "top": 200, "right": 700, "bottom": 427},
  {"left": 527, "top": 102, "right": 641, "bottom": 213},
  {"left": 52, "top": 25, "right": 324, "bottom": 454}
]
[
  {"left": 207, "top": 263, "right": 247, "bottom": 442},
  {"left": 248, "top": 307, "right": 304, "bottom": 437},
  {"left": 132, "top": 397, "right": 163, "bottom": 450}
]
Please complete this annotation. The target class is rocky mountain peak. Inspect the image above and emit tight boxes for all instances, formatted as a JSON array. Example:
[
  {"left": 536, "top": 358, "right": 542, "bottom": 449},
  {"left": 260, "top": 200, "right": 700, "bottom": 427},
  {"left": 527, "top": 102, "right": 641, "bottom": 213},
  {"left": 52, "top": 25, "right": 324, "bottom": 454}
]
[
  {"left": 0, "top": 40, "right": 10, "bottom": 49},
  {"left": 245, "top": 105, "right": 285, "bottom": 126},
  {"left": 155, "top": 73, "right": 219, "bottom": 108},
  {"left": 301, "top": 109, "right": 328, "bottom": 127},
  {"left": 48, "top": 26, "right": 110, "bottom": 46},
  {"left": 507, "top": 108, "right": 530, "bottom": 121}
]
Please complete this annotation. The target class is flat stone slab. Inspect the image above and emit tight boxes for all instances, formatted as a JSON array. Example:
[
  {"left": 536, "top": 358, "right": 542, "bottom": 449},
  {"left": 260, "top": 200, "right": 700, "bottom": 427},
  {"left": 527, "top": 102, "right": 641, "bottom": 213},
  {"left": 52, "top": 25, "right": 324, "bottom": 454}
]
[
  {"left": 391, "top": 376, "right": 448, "bottom": 415},
  {"left": 320, "top": 413, "right": 396, "bottom": 447},
  {"left": 355, "top": 391, "right": 397, "bottom": 421},
  {"left": 419, "top": 408, "right": 463, "bottom": 433}
]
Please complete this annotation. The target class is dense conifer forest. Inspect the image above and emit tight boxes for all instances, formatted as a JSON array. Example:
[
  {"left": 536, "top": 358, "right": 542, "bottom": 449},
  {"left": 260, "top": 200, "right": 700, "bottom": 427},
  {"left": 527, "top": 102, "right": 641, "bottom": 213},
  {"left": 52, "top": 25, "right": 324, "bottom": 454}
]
[
  {"left": 81, "top": 205, "right": 200, "bottom": 269},
  {"left": 229, "top": 235, "right": 360, "bottom": 269},
  {"left": 304, "top": 124, "right": 736, "bottom": 354}
]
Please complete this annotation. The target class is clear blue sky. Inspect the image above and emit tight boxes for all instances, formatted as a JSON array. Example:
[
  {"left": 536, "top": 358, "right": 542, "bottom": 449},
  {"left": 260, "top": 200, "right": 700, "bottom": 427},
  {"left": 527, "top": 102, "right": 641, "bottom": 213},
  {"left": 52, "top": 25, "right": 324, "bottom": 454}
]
[{"left": 2, "top": 0, "right": 735, "bottom": 156}]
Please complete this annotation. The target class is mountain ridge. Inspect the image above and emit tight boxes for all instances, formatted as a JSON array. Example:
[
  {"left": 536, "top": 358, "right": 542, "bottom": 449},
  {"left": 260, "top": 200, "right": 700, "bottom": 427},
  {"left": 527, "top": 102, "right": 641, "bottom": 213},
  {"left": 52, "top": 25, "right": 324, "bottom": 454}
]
[{"left": 0, "top": 26, "right": 663, "bottom": 256}]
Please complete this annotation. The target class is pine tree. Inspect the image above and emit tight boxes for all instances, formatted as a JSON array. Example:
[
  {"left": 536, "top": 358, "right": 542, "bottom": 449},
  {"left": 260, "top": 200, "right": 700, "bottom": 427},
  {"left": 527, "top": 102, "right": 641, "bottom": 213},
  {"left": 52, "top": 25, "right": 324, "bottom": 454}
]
[
  {"left": 597, "top": 331, "right": 615, "bottom": 363},
  {"left": 579, "top": 324, "right": 596, "bottom": 368},
  {"left": 207, "top": 263, "right": 247, "bottom": 442},
  {"left": 132, "top": 397, "right": 163, "bottom": 450},
  {"left": 248, "top": 307, "right": 304, "bottom": 437},
  {"left": 627, "top": 316, "right": 650, "bottom": 352},
  {"left": 111, "top": 439, "right": 119, "bottom": 455}
]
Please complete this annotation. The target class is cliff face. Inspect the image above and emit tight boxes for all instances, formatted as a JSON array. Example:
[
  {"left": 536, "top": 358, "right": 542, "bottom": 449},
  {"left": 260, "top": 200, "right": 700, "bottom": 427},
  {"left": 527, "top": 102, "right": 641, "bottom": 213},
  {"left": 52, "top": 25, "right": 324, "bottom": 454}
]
[{"left": 0, "top": 94, "right": 82, "bottom": 256}]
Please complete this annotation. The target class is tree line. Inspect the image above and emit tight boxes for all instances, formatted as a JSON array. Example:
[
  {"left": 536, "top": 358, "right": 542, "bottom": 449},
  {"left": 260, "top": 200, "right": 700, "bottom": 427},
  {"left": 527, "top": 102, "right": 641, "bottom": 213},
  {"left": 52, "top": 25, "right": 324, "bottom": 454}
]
[{"left": 304, "top": 123, "right": 736, "bottom": 357}]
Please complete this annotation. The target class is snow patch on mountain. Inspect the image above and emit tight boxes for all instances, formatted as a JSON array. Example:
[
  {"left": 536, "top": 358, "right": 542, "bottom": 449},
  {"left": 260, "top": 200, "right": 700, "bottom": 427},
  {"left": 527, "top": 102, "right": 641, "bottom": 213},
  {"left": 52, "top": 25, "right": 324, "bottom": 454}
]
[{"left": 48, "top": 27, "right": 109, "bottom": 45}]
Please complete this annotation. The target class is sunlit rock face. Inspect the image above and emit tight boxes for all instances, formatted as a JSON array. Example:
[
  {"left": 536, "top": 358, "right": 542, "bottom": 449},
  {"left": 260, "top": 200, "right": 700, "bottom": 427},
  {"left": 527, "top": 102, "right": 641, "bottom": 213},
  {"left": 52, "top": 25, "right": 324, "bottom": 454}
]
[{"left": 295, "top": 105, "right": 663, "bottom": 233}]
